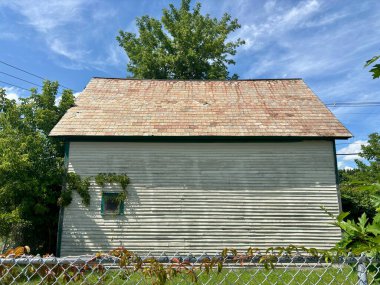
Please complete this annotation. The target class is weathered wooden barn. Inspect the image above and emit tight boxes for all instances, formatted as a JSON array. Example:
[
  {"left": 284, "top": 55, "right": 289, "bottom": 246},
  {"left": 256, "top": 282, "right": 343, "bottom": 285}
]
[{"left": 50, "top": 78, "right": 351, "bottom": 256}]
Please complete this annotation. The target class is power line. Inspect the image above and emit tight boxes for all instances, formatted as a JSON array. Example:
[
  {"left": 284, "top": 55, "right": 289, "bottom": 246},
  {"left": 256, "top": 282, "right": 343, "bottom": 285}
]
[
  {"left": 326, "top": 102, "right": 380, "bottom": 107},
  {"left": 0, "top": 80, "right": 31, "bottom": 92},
  {"left": 0, "top": 59, "right": 73, "bottom": 90},
  {"left": 0, "top": 80, "right": 70, "bottom": 97},
  {"left": 329, "top": 105, "right": 380, "bottom": 108},
  {"left": 326, "top": 101, "right": 380, "bottom": 105},
  {"left": 336, "top": 142, "right": 367, "bottom": 145},
  {"left": 334, "top": 112, "right": 379, "bottom": 115},
  {"left": 336, "top": 153, "right": 360, "bottom": 156},
  {"left": 0, "top": 60, "right": 45, "bottom": 80},
  {"left": 0, "top": 71, "right": 43, "bottom": 88}
]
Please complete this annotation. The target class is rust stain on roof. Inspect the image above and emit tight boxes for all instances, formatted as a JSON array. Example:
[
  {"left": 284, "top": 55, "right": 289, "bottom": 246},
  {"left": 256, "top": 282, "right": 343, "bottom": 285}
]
[{"left": 50, "top": 78, "right": 352, "bottom": 138}]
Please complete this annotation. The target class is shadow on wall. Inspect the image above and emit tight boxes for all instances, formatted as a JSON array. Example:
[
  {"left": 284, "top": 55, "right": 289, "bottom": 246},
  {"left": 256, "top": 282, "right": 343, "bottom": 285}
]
[{"left": 61, "top": 183, "right": 141, "bottom": 255}]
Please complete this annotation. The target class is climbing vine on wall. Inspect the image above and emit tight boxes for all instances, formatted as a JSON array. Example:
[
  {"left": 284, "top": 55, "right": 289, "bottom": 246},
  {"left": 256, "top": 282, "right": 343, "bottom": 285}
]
[
  {"left": 95, "top": 173, "right": 130, "bottom": 203},
  {"left": 58, "top": 173, "right": 91, "bottom": 207},
  {"left": 58, "top": 173, "right": 130, "bottom": 207},
  {"left": 95, "top": 173, "right": 130, "bottom": 190}
]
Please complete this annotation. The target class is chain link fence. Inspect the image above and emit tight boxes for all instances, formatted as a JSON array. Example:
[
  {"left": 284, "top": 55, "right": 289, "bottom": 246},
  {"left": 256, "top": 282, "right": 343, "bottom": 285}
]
[{"left": 0, "top": 248, "right": 379, "bottom": 284}]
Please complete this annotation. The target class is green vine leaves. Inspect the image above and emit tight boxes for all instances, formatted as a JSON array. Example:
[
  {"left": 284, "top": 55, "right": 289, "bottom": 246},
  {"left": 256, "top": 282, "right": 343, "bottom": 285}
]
[
  {"left": 95, "top": 173, "right": 130, "bottom": 190},
  {"left": 95, "top": 173, "right": 130, "bottom": 205},
  {"left": 58, "top": 173, "right": 130, "bottom": 207}
]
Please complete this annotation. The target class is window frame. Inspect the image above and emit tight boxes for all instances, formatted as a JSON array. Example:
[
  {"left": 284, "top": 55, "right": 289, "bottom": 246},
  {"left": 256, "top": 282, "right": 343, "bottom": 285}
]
[{"left": 101, "top": 192, "right": 124, "bottom": 216}]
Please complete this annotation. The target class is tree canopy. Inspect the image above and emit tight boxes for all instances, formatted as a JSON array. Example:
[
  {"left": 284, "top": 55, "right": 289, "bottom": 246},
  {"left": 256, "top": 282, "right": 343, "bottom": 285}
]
[
  {"left": 0, "top": 82, "right": 74, "bottom": 253},
  {"left": 339, "top": 133, "right": 380, "bottom": 220},
  {"left": 116, "top": 0, "right": 245, "bottom": 80}
]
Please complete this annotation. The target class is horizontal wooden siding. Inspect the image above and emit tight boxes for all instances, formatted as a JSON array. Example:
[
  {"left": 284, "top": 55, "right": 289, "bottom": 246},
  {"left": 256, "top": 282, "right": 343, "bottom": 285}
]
[{"left": 61, "top": 141, "right": 341, "bottom": 255}]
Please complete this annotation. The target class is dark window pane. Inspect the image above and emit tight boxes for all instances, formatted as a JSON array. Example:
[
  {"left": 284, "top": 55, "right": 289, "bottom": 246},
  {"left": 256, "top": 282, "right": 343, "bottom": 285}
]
[
  {"left": 102, "top": 193, "right": 122, "bottom": 215},
  {"left": 105, "top": 198, "right": 119, "bottom": 212}
]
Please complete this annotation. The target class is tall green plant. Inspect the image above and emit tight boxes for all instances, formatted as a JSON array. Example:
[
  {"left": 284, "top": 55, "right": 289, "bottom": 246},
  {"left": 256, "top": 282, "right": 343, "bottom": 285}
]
[
  {"left": 0, "top": 83, "right": 74, "bottom": 253},
  {"left": 326, "top": 192, "right": 380, "bottom": 282}
]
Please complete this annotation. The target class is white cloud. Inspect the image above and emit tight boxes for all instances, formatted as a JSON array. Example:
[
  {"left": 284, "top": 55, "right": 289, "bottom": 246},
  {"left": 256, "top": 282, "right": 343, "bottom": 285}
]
[
  {"left": 0, "top": 0, "right": 126, "bottom": 70},
  {"left": 303, "top": 11, "right": 349, "bottom": 28},
  {"left": 337, "top": 161, "right": 354, "bottom": 170},
  {"left": 49, "top": 38, "right": 89, "bottom": 61},
  {"left": 235, "top": 0, "right": 321, "bottom": 50},
  {"left": 1, "top": 86, "right": 24, "bottom": 103},
  {"left": 264, "top": 0, "right": 277, "bottom": 13},
  {"left": 0, "top": 32, "right": 19, "bottom": 41},
  {"left": 0, "top": 0, "right": 87, "bottom": 33},
  {"left": 91, "top": 7, "right": 117, "bottom": 21},
  {"left": 55, "top": 95, "right": 62, "bottom": 106},
  {"left": 0, "top": 0, "right": 89, "bottom": 63},
  {"left": 55, "top": 91, "right": 80, "bottom": 106},
  {"left": 281, "top": 0, "right": 320, "bottom": 25},
  {"left": 338, "top": 140, "right": 368, "bottom": 162},
  {"left": 6, "top": 93, "right": 19, "bottom": 102}
]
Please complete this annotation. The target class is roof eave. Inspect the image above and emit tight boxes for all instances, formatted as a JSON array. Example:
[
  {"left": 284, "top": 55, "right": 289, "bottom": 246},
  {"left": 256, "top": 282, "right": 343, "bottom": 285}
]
[{"left": 49, "top": 134, "right": 352, "bottom": 142}]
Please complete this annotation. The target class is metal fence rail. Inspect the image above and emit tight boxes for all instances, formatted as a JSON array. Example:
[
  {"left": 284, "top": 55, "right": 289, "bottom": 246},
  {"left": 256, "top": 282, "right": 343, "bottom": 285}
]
[{"left": 0, "top": 250, "right": 378, "bottom": 284}]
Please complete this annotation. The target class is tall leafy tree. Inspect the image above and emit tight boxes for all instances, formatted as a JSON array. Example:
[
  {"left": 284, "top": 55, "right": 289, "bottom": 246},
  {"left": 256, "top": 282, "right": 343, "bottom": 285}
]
[
  {"left": 0, "top": 82, "right": 74, "bottom": 253},
  {"left": 340, "top": 133, "right": 380, "bottom": 220},
  {"left": 117, "top": 0, "right": 245, "bottom": 79}
]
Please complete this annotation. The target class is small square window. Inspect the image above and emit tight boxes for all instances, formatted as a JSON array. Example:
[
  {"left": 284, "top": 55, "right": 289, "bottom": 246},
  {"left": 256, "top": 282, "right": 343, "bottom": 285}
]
[{"left": 101, "top": 193, "right": 124, "bottom": 215}]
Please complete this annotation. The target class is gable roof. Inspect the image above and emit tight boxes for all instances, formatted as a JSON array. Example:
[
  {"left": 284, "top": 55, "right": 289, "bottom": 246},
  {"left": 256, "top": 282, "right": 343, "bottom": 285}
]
[{"left": 50, "top": 78, "right": 351, "bottom": 138}]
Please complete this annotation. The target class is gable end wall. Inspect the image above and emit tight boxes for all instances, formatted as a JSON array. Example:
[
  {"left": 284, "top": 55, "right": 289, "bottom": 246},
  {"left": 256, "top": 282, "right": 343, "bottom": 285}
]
[{"left": 60, "top": 140, "right": 341, "bottom": 255}]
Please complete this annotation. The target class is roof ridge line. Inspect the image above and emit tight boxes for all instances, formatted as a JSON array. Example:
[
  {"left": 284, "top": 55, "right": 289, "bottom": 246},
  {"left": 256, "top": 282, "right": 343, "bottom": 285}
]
[{"left": 91, "top": 77, "right": 303, "bottom": 81}]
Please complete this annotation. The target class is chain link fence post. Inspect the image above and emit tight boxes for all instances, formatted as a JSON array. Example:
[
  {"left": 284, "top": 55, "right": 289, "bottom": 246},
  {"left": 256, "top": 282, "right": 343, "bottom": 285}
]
[{"left": 357, "top": 255, "right": 368, "bottom": 285}]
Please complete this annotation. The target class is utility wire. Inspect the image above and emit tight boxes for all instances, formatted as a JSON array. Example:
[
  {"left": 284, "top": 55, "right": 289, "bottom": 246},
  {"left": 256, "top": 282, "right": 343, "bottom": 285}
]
[
  {"left": 328, "top": 105, "right": 380, "bottom": 108},
  {"left": 336, "top": 153, "right": 360, "bottom": 156},
  {"left": 0, "top": 71, "right": 43, "bottom": 88},
  {"left": 0, "top": 80, "right": 71, "bottom": 97},
  {"left": 326, "top": 102, "right": 380, "bottom": 107},
  {"left": 0, "top": 80, "right": 31, "bottom": 92},
  {"left": 0, "top": 60, "right": 73, "bottom": 90},
  {"left": 336, "top": 142, "right": 367, "bottom": 145},
  {"left": 326, "top": 102, "right": 380, "bottom": 105},
  {"left": 335, "top": 112, "right": 379, "bottom": 114}
]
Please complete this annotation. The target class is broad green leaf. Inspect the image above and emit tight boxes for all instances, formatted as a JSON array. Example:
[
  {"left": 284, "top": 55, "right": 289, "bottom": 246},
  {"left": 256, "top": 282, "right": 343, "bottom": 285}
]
[{"left": 365, "top": 55, "right": 380, "bottom": 67}]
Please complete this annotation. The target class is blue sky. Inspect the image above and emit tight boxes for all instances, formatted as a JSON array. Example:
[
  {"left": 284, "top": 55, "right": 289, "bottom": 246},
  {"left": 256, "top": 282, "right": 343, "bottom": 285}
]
[{"left": 0, "top": 0, "right": 379, "bottom": 169}]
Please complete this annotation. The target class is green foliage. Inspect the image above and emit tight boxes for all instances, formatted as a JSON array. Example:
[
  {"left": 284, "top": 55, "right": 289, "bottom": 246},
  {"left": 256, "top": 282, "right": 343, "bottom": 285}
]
[
  {"left": 0, "top": 82, "right": 75, "bottom": 253},
  {"left": 67, "top": 173, "right": 91, "bottom": 206},
  {"left": 58, "top": 173, "right": 130, "bottom": 208},
  {"left": 57, "top": 189, "right": 72, "bottom": 208},
  {"left": 0, "top": 210, "right": 30, "bottom": 250},
  {"left": 116, "top": 0, "right": 245, "bottom": 80},
  {"left": 340, "top": 185, "right": 379, "bottom": 220},
  {"left": 95, "top": 173, "right": 130, "bottom": 191},
  {"left": 58, "top": 173, "right": 91, "bottom": 207},
  {"left": 365, "top": 54, "right": 380, "bottom": 79},
  {"left": 115, "top": 192, "right": 127, "bottom": 204},
  {"left": 339, "top": 133, "right": 380, "bottom": 220},
  {"left": 329, "top": 210, "right": 380, "bottom": 255},
  {"left": 324, "top": 192, "right": 380, "bottom": 282},
  {"left": 96, "top": 173, "right": 130, "bottom": 208}
]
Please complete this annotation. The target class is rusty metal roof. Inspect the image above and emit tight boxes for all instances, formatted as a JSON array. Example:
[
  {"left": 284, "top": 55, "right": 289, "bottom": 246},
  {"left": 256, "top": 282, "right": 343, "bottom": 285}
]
[{"left": 50, "top": 78, "right": 351, "bottom": 138}]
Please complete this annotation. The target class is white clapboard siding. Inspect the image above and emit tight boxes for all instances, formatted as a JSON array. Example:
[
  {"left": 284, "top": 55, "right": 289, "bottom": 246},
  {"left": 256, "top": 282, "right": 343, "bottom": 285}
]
[{"left": 61, "top": 141, "right": 341, "bottom": 256}]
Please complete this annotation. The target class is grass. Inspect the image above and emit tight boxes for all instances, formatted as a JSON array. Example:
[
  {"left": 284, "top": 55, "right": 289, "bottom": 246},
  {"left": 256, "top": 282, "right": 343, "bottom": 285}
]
[{"left": 1, "top": 265, "right": 369, "bottom": 284}]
